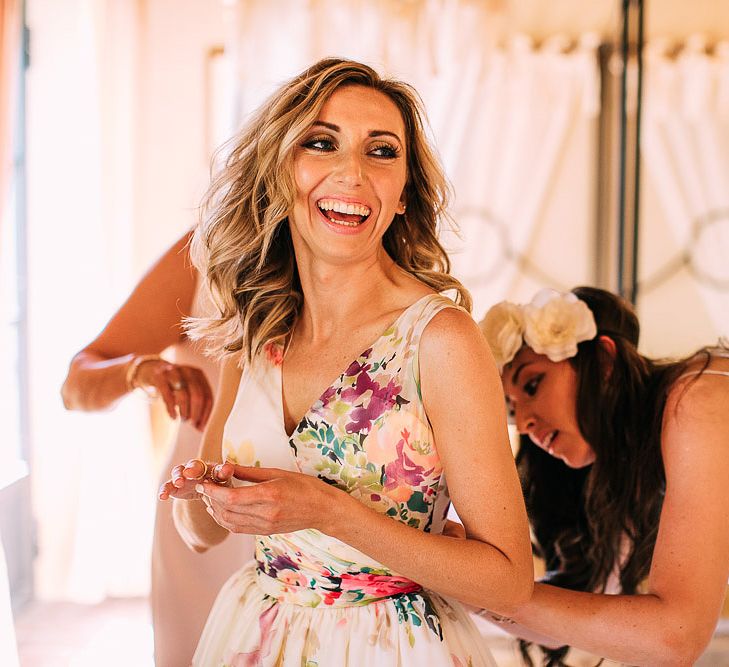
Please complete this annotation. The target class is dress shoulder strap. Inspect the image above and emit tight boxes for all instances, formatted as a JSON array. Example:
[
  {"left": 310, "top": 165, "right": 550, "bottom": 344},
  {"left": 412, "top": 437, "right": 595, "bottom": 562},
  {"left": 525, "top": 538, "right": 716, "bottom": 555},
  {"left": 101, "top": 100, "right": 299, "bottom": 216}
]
[
  {"left": 677, "top": 348, "right": 729, "bottom": 381},
  {"left": 678, "top": 369, "right": 729, "bottom": 381},
  {"left": 397, "top": 293, "right": 464, "bottom": 401}
]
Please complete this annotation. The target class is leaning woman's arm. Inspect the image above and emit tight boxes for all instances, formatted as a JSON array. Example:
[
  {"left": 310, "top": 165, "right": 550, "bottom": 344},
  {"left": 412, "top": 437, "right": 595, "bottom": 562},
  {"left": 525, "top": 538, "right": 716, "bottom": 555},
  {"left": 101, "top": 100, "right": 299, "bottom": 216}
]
[
  {"left": 172, "top": 354, "right": 243, "bottom": 552},
  {"left": 61, "top": 231, "right": 195, "bottom": 412},
  {"left": 502, "top": 373, "right": 729, "bottom": 666}
]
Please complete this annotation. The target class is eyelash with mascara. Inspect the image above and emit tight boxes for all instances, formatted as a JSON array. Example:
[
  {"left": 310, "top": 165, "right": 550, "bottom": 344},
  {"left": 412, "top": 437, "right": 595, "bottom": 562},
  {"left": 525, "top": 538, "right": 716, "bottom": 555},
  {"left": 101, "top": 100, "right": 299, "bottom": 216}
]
[
  {"left": 300, "top": 135, "right": 400, "bottom": 159},
  {"left": 524, "top": 374, "right": 544, "bottom": 397}
]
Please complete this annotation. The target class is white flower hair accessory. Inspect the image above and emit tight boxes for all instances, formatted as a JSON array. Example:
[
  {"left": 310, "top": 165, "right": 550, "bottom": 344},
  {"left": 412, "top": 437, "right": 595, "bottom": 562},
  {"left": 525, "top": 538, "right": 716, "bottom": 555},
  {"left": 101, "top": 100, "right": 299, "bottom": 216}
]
[{"left": 479, "top": 288, "right": 598, "bottom": 372}]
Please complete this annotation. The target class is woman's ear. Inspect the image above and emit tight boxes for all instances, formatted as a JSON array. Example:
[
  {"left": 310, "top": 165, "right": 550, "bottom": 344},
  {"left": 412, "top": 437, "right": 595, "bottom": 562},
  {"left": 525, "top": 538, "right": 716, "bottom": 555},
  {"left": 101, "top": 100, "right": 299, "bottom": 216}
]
[{"left": 597, "top": 335, "right": 617, "bottom": 379}]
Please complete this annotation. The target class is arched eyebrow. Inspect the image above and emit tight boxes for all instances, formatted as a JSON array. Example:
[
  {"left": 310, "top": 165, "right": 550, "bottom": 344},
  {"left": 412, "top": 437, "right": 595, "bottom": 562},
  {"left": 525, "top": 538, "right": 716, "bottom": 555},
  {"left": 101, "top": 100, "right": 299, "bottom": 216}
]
[
  {"left": 311, "top": 121, "right": 403, "bottom": 144},
  {"left": 510, "top": 361, "right": 533, "bottom": 387}
]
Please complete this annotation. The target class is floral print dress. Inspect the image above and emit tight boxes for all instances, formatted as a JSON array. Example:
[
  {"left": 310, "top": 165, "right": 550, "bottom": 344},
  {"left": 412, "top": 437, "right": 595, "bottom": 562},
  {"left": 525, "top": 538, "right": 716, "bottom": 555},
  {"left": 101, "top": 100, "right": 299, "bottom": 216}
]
[{"left": 192, "top": 294, "right": 495, "bottom": 667}]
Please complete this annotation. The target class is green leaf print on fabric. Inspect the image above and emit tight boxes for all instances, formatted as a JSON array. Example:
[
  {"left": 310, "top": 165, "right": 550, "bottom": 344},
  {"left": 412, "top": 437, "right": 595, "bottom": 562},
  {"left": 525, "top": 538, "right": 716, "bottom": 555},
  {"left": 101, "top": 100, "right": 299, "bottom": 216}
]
[{"left": 391, "top": 592, "right": 444, "bottom": 646}]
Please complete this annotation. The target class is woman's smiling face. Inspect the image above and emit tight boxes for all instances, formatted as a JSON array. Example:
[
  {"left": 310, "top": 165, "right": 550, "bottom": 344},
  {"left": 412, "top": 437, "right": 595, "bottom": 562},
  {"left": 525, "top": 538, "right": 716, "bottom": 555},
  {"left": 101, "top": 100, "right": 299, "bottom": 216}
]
[
  {"left": 503, "top": 346, "right": 596, "bottom": 468},
  {"left": 289, "top": 84, "right": 407, "bottom": 265}
]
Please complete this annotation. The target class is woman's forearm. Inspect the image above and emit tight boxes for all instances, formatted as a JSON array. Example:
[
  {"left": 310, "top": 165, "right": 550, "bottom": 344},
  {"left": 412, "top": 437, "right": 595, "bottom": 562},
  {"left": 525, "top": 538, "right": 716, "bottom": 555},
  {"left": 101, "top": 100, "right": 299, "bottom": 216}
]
[
  {"left": 480, "top": 611, "right": 565, "bottom": 648},
  {"left": 172, "top": 497, "right": 229, "bottom": 553},
  {"left": 510, "top": 583, "right": 710, "bottom": 666},
  {"left": 61, "top": 350, "right": 135, "bottom": 411},
  {"left": 327, "top": 494, "right": 533, "bottom": 614}
]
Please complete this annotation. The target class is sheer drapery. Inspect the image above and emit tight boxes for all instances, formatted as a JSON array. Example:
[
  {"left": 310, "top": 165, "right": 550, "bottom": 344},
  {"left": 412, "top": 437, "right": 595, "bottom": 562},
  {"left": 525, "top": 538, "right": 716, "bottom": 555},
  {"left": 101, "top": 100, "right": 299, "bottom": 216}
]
[
  {"left": 1, "top": 2, "right": 23, "bottom": 662},
  {"left": 0, "top": 0, "right": 20, "bottom": 236},
  {"left": 27, "top": 0, "right": 154, "bottom": 601},
  {"left": 230, "top": 0, "right": 600, "bottom": 317},
  {"left": 639, "top": 39, "right": 729, "bottom": 352}
]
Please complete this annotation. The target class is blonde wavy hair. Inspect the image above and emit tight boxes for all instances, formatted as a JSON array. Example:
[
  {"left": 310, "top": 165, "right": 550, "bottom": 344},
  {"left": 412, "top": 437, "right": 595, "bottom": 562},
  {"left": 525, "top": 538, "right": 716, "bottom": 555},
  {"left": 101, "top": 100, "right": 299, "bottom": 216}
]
[{"left": 188, "top": 57, "right": 471, "bottom": 364}]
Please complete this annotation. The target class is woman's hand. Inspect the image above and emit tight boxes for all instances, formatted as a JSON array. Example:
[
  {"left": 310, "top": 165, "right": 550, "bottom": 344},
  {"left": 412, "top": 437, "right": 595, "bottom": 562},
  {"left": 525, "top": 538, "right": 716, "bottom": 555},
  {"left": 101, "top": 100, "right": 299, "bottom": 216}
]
[
  {"left": 158, "top": 458, "right": 233, "bottom": 501},
  {"left": 132, "top": 358, "right": 213, "bottom": 430},
  {"left": 195, "top": 465, "right": 347, "bottom": 535},
  {"left": 443, "top": 519, "right": 466, "bottom": 539}
]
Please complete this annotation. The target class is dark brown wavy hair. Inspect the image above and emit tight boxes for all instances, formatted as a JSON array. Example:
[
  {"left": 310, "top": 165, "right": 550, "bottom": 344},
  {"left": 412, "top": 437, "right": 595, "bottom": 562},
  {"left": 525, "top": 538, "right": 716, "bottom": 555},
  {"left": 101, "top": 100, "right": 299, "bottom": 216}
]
[{"left": 517, "top": 286, "right": 719, "bottom": 666}]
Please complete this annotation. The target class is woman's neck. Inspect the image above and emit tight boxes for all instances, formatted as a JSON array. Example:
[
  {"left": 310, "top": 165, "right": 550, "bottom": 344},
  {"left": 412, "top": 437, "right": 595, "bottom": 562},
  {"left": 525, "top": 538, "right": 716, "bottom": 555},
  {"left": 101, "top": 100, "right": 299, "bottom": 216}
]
[{"left": 294, "top": 249, "right": 406, "bottom": 343}]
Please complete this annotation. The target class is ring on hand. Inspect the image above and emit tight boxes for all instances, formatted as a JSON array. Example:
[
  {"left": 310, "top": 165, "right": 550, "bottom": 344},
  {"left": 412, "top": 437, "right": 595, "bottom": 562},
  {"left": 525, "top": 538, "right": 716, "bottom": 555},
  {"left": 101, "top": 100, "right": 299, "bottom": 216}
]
[
  {"left": 188, "top": 458, "right": 208, "bottom": 481},
  {"left": 170, "top": 379, "right": 186, "bottom": 391}
]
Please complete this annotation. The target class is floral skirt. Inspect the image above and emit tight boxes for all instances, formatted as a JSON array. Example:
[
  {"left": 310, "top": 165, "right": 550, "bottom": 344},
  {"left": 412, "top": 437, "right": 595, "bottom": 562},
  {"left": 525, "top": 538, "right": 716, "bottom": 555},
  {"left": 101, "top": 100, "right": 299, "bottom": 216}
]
[{"left": 192, "top": 561, "right": 495, "bottom": 666}]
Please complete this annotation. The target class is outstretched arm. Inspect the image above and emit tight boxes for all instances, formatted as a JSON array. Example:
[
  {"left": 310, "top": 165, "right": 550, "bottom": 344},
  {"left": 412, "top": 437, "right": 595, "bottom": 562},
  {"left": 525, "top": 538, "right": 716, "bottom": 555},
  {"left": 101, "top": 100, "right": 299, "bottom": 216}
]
[
  {"left": 61, "top": 231, "right": 212, "bottom": 429},
  {"left": 500, "top": 372, "right": 729, "bottom": 666}
]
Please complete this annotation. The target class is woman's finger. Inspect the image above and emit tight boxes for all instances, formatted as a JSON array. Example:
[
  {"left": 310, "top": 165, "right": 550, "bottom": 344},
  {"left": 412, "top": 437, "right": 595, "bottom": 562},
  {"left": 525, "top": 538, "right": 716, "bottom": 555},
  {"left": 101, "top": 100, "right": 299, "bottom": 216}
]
[
  {"left": 165, "top": 366, "right": 189, "bottom": 421},
  {"left": 443, "top": 519, "right": 466, "bottom": 539},
  {"left": 184, "top": 370, "right": 204, "bottom": 427},
  {"left": 196, "top": 387, "right": 214, "bottom": 430},
  {"left": 158, "top": 480, "right": 174, "bottom": 500},
  {"left": 181, "top": 458, "right": 209, "bottom": 480},
  {"left": 212, "top": 462, "right": 235, "bottom": 484},
  {"left": 156, "top": 374, "right": 178, "bottom": 420},
  {"left": 182, "top": 367, "right": 211, "bottom": 429},
  {"left": 170, "top": 464, "right": 186, "bottom": 487},
  {"left": 231, "top": 465, "right": 291, "bottom": 483}
]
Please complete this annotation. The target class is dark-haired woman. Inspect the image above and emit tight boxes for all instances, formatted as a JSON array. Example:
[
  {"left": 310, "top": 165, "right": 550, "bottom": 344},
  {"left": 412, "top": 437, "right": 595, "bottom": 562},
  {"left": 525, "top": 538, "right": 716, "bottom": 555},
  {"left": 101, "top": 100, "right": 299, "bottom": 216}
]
[{"left": 479, "top": 286, "right": 729, "bottom": 666}]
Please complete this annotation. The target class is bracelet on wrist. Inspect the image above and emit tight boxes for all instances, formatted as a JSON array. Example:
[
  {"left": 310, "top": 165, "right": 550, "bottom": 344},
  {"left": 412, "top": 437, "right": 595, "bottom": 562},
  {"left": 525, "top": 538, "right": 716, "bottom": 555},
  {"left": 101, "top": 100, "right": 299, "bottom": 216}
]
[{"left": 125, "top": 354, "right": 162, "bottom": 396}]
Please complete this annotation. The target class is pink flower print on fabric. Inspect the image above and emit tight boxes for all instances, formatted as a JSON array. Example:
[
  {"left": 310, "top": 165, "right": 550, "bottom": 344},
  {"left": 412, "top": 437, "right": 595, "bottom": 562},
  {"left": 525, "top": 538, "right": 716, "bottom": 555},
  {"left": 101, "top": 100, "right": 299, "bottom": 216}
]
[
  {"left": 228, "top": 603, "right": 279, "bottom": 666},
  {"left": 263, "top": 341, "right": 284, "bottom": 367},
  {"left": 319, "top": 384, "right": 337, "bottom": 410},
  {"left": 338, "top": 572, "right": 422, "bottom": 598},
  {"left": 341, "top": 371, "right": 405, "bottom": 433},
  {"left": 384, "top": 430, "right": 432, "bottom": 485}
]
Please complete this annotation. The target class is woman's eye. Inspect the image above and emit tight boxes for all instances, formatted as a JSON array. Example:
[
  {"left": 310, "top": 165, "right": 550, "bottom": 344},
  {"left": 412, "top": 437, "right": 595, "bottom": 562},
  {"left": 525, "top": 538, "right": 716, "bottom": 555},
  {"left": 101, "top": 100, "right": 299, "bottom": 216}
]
[
  {"left": 369, "top": 143, "right": 399, "bottom": 158},
  {"left": 524, "top": 374, "right": 543, "bottom": 397},
  {"left": 302, "top": 137, "right": 335, "bottom": 152}
]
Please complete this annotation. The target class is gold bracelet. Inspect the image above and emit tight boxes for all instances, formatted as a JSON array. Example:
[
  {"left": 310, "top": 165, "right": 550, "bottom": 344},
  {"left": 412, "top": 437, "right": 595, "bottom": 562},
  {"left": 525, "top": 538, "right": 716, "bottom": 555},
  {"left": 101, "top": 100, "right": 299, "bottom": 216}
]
[
  {"left": 125, "top": 354, "right": 162, "bottom": 393},
  {"left": 488, "top": 613, "right": 516, "bottom": 625}
]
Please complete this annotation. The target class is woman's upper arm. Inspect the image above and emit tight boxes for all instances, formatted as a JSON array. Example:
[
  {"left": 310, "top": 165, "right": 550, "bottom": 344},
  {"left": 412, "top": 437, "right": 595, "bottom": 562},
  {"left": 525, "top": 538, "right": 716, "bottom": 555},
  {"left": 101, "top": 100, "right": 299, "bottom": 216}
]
[
  {"left": 419, "top": 308, "right": 532, "bottom": 572},
  {"left": 83, "top": 230, "right": 197, "bottom": 358},
  {"left": 198, "top": 354, "right": 243, "bottom": 460},
  {"left": 648, "top": 375, "right": 729, "bottom": 640}
]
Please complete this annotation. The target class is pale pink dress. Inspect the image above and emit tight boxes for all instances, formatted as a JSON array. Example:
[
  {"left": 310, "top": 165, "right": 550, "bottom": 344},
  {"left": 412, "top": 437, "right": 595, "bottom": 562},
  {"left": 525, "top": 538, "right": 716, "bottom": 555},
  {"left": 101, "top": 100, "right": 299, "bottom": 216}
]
[{"left": 151, "top": 280, "right": 254, "bottom": 667}]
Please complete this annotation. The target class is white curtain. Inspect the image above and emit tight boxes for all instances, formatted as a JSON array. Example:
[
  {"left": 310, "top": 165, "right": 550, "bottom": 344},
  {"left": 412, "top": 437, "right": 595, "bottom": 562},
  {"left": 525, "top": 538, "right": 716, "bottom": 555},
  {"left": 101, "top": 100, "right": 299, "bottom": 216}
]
[
  {"left": 27, "top": 0, "right": 154, "bottom": 601},
  {"left": 639, "top": 38, "right": 729, "bottom": 352},
  {"left": 230, "top": 0, "right": 600, "bottom": 318}
]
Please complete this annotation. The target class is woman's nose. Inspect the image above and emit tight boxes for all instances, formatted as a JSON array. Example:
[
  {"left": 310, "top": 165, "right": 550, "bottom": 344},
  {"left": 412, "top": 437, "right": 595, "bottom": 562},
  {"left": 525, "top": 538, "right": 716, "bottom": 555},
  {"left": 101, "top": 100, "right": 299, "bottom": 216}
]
[
  {"left": 333, "top": 151, "right": 363, "bottom": 186},
  {"left": 514, "top": 406, "right": 536, "bottom": 435}
]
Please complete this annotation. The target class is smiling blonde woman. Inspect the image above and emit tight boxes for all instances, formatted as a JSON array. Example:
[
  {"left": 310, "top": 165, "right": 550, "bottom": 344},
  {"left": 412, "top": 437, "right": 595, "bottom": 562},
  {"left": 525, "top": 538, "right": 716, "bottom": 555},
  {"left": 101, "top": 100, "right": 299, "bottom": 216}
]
[{"left": 159, "top": 58, "right": 533, "bottom": 666}]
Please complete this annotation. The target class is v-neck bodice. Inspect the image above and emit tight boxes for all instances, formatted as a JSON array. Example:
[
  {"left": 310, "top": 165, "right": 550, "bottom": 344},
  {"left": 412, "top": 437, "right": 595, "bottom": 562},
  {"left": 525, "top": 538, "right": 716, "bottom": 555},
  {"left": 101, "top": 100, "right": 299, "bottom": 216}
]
[
  {"left": 220, "top": 293, "right": 461, "bottom": 606},
  {"left": 279, "top": 292, "right": 436, "bottom": 439}
]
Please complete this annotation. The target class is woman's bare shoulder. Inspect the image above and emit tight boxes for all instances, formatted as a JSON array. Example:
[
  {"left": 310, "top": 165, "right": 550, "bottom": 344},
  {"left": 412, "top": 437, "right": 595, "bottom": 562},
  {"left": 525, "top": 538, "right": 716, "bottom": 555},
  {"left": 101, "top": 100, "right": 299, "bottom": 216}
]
[{"left": 663, "top": 349, "right": 729, "bottom": 447}]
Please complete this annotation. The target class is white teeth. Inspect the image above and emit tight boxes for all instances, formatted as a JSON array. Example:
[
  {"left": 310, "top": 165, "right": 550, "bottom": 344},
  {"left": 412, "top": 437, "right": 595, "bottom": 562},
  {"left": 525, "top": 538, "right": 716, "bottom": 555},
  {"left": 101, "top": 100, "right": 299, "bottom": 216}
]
[
  {"left": 542, "top": 431, "right": 557, "bottom": 448},
  {"left": 317, "top": 199, "right": 371, "bottom": 217}
]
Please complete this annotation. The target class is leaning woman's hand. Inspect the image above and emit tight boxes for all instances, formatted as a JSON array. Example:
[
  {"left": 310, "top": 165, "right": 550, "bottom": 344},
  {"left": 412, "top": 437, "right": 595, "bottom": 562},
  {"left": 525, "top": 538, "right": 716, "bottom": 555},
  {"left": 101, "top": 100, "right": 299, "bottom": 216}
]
[
  {"left": 158, "top": 458, "right": 233, "bottom": 501},
  {"left": 131, "top": 357, "right": 213, "bottom": 430},
  {"left": 442, "top": 519, "right": 466, "bottom": 539},
  {"left": 195, "top": 465, "right": 346, "bottom": 535}
]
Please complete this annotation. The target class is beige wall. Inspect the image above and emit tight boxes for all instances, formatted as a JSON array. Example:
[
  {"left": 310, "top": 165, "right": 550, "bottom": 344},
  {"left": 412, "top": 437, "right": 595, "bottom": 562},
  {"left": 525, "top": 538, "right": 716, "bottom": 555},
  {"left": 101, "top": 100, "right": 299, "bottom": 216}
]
[{"left": 133, "top": 0, "right": 226, "bottom": 272}]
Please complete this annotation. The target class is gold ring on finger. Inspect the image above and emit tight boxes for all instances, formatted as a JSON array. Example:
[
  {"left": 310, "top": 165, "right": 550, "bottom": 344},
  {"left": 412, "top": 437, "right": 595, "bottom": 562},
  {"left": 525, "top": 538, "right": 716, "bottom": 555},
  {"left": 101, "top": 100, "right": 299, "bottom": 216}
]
[{"left": 188, "top": 458, "right": 208, "bottom": 481}]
